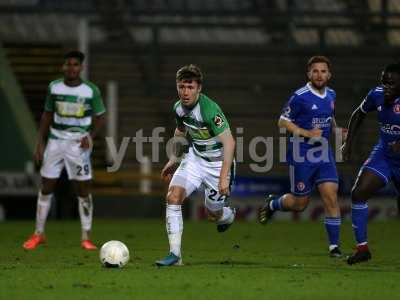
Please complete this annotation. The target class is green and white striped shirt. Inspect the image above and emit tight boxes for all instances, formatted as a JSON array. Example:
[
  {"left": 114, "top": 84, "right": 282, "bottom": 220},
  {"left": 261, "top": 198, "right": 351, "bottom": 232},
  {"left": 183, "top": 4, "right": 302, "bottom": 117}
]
[
  {"left": 44, "top": 78, "right": 106, "bottom": 140},
  {"left": 174, "top": 93, "right": 229, "bottom": 161}
]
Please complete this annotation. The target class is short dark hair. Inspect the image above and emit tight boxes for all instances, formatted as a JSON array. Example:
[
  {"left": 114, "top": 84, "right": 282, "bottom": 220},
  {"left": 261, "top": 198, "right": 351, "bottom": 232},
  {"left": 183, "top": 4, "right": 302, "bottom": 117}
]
[
  {"left": 383, "top": 62, "right": 400, "bottom": 75},
  {"left": 307, "top": 55, "right": 331, "bottom": 71},
  {"left": 176, "top": 64, "right": 203, "bottom": 84},
  {"left": 64, "top": 50, "right": 85, "bottom": 63}
]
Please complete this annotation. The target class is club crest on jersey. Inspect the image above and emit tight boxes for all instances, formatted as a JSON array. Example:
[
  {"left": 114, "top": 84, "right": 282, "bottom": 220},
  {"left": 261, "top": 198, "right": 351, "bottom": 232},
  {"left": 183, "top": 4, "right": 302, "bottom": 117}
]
[
  {"left": 394, "top": 104, "right": 400, "bottom": 114},
  {"left": 214, "top": 114, "right": 224, "bottom": 128},
  {"left": 297, "top": 182, "right": 305, "bottom": 191}
]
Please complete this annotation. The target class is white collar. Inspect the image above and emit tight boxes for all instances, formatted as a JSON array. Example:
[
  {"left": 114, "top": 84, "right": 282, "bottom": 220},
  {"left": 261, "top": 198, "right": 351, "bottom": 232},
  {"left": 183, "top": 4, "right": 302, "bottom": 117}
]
[{"left": 307, "top": 82, "right": 327, "bottom": 99}]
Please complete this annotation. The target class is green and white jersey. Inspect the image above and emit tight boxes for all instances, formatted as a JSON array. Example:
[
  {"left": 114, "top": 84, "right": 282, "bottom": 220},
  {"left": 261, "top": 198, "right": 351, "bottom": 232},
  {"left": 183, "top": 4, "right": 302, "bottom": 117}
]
[
  {"left": 44, "top": 78, "right": 106, "bottom": 140},
  {"left": 174, "top": 93, "right": 230, "bottom": 161}
]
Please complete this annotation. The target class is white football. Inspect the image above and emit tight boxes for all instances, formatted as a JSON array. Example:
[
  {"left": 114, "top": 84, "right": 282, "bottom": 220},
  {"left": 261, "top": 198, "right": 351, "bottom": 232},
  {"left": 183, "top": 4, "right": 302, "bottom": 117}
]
[{"left": 99, "top": 240, "right": 130, "bottom": 268}]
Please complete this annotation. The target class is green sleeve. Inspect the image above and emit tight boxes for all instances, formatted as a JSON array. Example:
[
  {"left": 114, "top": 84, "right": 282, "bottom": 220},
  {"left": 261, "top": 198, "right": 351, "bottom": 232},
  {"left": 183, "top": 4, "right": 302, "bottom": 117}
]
[
  {"left": 205, "top": 102, "right": 230, "bottom": 136},
  {"left": 44, "top": 85, "right": 54, "bottom": 112},
  {"left": 92, "top": 85, "right": 106, "bottom": 115}
]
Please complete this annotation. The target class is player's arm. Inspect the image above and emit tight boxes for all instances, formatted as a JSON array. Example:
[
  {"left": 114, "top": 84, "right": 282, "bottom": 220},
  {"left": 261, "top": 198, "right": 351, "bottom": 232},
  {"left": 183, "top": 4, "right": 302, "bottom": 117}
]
[
  {"left": 279, "top": 94, "right": 321, "bottom": 138},
  {"left": 169, "top": 126, "right": 187, "bottom": 163},
  {"left": 35, "top": 84, "right": 54, "bottom": 164},
  {"left": 341, "top": 107, "right": 366, "bottom": 161},
  {"left": 81, "top": 86, "right": 106, "bottom": 148},
  {"left": 91, "top": 114, "right": 106, "bottom": 139},
  {"left": 161, "top": 126, "right": 187, "bottom": 181},
  {"left": 80, "top": 113, "right": 106, "bottom": 149},
  {"left": 278, "top": 118, "right": 322, "bottom": 138},
  {"left": 34, "top": 111, "right": 53, "bottom": 164},
  {"left": 217, "top": 129, "right": 235, "bottom": 196}
]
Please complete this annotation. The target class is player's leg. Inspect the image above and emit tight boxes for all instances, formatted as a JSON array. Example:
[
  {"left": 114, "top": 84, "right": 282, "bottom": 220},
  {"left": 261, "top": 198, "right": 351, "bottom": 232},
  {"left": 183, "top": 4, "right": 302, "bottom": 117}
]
[
  {"left": 156, "top": 150, "right": 202, "bottom": 266},
  {"left": 317, "top": 182, "right": 341, "bottom": 257},
  {"left": 23, "top": 139, "right": 63, "bottom": 250},
  {"left": 73, "top": 179, "right": 97, "bottom": 250},
  {"left": 165, "top": 185, "right": 186, "bottom": 260},
  {"left": 35, "top": 177, "right": 58, "bottom": 234},
  {"left": 64, "top": 139, "right": 96, "bottom": 249},
  {"left": 259, "top": 164, "right": 313, "bottom": 223},
  {"left": 316, "top": 159, "right": 342, "bottom": 257},
  {"left": 155, "top": 186, "right": 190, "bottom": 266},
  {"left": 347, "top": 166, "right": 387, "bottom": 265},
  {"left": 203, "top": 161, "right": 236, "bottom": 232},
  {"left": 204, "top": 189, "right": 236, "bottom": 233}
]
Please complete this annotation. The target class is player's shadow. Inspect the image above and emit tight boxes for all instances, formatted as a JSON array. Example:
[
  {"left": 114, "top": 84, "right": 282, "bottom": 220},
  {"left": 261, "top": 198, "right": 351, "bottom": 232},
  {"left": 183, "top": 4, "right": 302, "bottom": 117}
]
[{"left": 186, "top": 260, "right": 264, "bottom": 267}]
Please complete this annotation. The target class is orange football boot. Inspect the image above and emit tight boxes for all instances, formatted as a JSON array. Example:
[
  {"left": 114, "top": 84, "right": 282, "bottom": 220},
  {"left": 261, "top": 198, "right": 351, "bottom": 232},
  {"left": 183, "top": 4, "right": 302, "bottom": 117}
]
[
  {"left": 81, "top": 240, "right": 97, "bottom": 250},
  {"left": 23, "top": 234, "right": 46, "bottom": 250}
]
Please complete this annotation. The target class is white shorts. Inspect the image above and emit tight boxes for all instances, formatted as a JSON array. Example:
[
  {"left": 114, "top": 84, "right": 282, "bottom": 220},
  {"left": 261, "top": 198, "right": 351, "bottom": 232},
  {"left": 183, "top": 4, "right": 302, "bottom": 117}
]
[
  {"left": 170, "top": 148, "right": 235, "bottom": 212},
  {"left": 40, "top": 138, "right": 92, "bottom": 181}
]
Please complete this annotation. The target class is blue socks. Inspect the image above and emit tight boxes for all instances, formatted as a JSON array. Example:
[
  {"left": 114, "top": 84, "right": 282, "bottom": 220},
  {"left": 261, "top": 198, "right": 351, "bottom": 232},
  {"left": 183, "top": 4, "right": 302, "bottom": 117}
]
[
  {"left": 269, "top": 196, "right": 284, "bottom": 211},
  {"left": 324, "top": 217, "right": 341, "bottom": 247},
  {"left": 351, "top": 201, "right": 368, "bottom": 245}
]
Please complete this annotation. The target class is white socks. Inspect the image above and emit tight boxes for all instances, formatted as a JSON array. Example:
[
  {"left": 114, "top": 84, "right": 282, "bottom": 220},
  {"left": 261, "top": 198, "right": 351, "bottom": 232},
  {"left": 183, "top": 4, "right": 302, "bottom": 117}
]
[
  {"left": 217, "top": 207, "right": 235, "bottom": 225},
  {"left": 78, "top": 195, "right": 93, "bottom": 240},
  {"left": 166, "top": 204, "right": 183, "bottom": 257},
  {"left": 35, "top": 191, "right": 52, "bottom": 234}
]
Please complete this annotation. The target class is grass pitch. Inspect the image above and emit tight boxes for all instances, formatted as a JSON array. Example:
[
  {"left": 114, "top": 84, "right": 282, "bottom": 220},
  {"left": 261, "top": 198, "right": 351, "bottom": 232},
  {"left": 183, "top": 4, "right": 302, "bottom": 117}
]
[{"left": 1, "top": 220, "right": 400, "bottom": 300}]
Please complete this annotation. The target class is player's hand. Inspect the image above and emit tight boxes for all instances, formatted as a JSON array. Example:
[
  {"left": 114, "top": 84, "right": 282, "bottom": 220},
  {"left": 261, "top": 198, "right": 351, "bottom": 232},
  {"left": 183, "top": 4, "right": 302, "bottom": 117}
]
[
  {"left": 80, "top": 135, "right": 91, "bottom": 149},
  {"left": 161, "top": 160, "right": 177, "bottom": 183},
  {"left": 307, "top": 128, "right": 323, "bottom": 138},
  {"left": 34, "top": 141, "right": 45, "bottom": 165},
  {"left": 218, "top": 176, "right": 230, "bottom": 196},
  {"left": 341, "top": 142, "right": 352, "bottom": 161}
]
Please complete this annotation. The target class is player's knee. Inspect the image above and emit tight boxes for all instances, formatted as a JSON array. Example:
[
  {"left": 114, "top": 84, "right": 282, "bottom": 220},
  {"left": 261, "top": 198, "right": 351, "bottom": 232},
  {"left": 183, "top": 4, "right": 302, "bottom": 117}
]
[
  {"left": 75, "top": 181, "right": 90, "bottom": 197},
  {"left": 39, "top": 190, "right": 53, "bottom": 200},
  {"left": 41, "top": 178, "right": 56, "bottom": 195},
  {"left": 325, "top": 200, "right": 338, "bottom": 212},
  {"left": 41, "top": 184, "right": 55, "bottom": 195},
  {"left": 324, "top": 194, "right": 338, "bottom": 209},
  {"left": 166, "top": 191, "right": 184, "bottom": 205},
  {"left": 40, "top": 188, "right": 54, "bottom": 196},
  {"left": 77, "top": 190, "right": 89, "bottom": 198},
  {"left": 293, "top": 196, "right": 310, "bottom": 212},
  {"left": 351, "top": 187, "right": 366, "bottom": 203}
]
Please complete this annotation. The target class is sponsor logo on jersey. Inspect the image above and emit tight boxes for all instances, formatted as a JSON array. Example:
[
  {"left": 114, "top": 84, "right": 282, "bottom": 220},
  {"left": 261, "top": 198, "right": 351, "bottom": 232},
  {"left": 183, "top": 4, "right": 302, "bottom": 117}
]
[
  {"left": 312, "top": 117, "right": 332, "bottom": 128},
  {"left": 76, "top": 96, "right": 86, "bottom": 104},
  {"left": 297, "top": 182, "right": 305, "bottom": 191},
  {"left": 214, "top": 114, "right": 224, "bottom": 128},
  {"left": 380, "top": 123, "right": 400, "bottom": 135}
]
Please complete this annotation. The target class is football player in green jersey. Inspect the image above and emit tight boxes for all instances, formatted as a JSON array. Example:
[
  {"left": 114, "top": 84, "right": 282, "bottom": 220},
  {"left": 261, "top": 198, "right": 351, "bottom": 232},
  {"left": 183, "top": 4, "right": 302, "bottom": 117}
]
[
  {"left": 156, "top": 65, "right": 236, "bottom": 266},
  {"left": 23, "top": 51, "right": 106, "bottom": 251}
]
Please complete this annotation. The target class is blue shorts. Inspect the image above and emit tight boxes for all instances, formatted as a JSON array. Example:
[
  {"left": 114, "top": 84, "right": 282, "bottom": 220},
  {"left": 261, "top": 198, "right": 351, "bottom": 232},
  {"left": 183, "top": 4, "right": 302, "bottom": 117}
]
[
  {"left": 289, "top": 161, "right": 338, "bottom": 196},
  {"left": 362, "top": 145, "right": 400, "bottom": 185}
]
